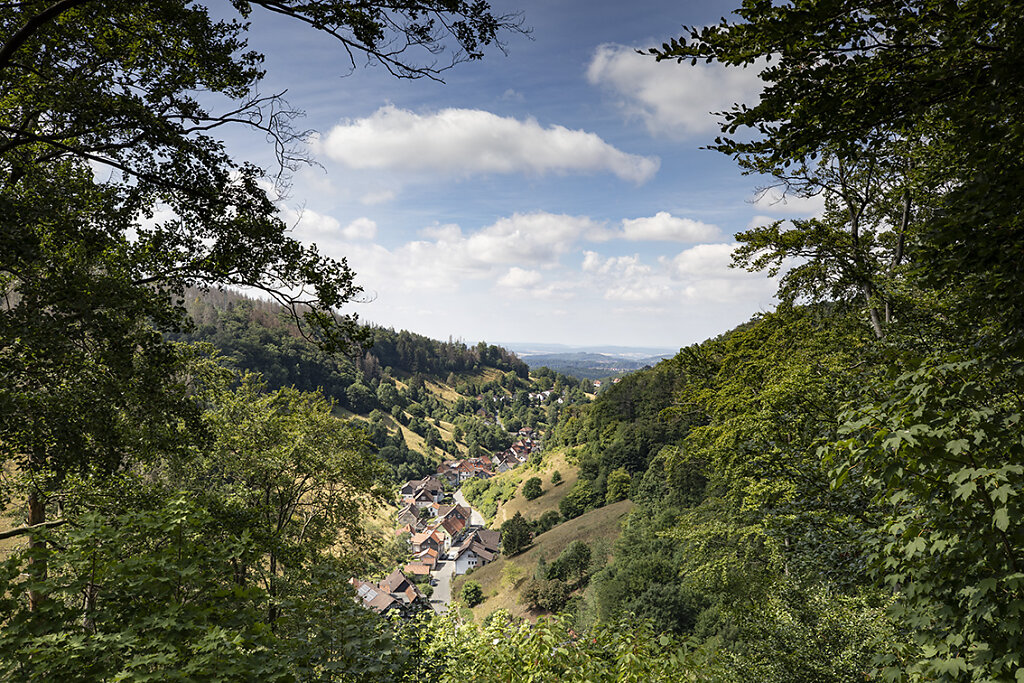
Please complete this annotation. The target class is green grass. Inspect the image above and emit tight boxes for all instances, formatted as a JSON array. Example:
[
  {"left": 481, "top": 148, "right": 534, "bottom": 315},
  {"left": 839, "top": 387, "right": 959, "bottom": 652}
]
[
  {"left": 453, "top": 499, "right": 633, "bottom": 622},
  {"left": 491, "top": 449, "right": 580, "bottom": 527}
]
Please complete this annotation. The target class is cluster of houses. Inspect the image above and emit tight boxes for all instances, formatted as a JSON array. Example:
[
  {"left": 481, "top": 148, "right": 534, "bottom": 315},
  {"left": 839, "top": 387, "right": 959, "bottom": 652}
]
[
  {"left": 491, "top": 427, "right": 541, "bottom": 473},
  {"left": 436, "top": 458, "right": 494, "bottom": 485},
  {"left": 350, "top": 569, "right": 429, "bottom": 616},
  {"left": 395, "top": 475, "right": 500, "bottom": 577},
  {"left": 350, "top": 426, "right": 545, "bottom": 617}
]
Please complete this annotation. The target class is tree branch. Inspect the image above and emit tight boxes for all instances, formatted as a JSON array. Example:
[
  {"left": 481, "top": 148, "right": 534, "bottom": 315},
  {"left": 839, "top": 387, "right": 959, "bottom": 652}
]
[
  {"left": 0, "top": 0, "right": 93, "bottom": 73},
  {"left": 0, "top": 518, "right": 67, "bottom": 540}
]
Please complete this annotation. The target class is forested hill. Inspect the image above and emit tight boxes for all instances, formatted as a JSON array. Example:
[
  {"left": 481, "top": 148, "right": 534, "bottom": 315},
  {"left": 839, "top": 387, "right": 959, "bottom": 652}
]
[
  {"left": 167, "top": 288, "right": 589, "bottom": 484},
  {"left": 169, "top": 287, "right": 528, "bottom": 412}
]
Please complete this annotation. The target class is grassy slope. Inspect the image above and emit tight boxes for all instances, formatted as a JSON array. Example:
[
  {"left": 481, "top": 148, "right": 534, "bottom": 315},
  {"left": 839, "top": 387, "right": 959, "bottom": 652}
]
[
  {"left": 453, "top": 499, "right": 633, "bottom": 622},
  {"left": 491, "top": 449, "right": 580, "bottom": 526}
]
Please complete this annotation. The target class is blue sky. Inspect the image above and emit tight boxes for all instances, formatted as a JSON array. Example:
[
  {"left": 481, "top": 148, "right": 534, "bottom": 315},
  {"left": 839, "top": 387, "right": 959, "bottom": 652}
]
[{"left": 222, "top": 0, "right": 820, "bottom": 349}]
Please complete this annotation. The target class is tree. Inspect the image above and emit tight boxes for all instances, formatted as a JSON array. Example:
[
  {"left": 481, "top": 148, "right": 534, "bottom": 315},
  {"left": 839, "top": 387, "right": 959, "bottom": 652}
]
[
  {"left": 559, "top": 481, "right": 599, "bottom": 520},
  {"left": 376, "top": 382, "right": 400, "bottom": 410},
  {"left": 181, "top": 370, "right": 389, "bottom": 620},
  {"left": 522, "top": 477, "right": 543, "bottom": 501},
  {"left": 651, "top": 4, "right": 1024, "bottom": 678},
  {"left": 345, "top": 381, "right": 376, "bottom": 414},
  {"left": 551, "top": 470, "right": 563, "bottom": 485},
  {"left": 1, "top": 0, "right": 520, "bottom": 609},
  {"left": 500, "top": 512, "right": 532, "bottom": 557},
  {"left": 547, "top": 540, "right": 591, "bottom": 586},
  {"left": 653, "top": 0, "right": 1024, "bottom": 343},
  {"left": 604, "top": 467, "right": 630, "bottom": 504},
  {"left": 500, "top": 563, "right": 525, "bottom": 590},
  {"left": 461, "top": 581, "right": 483, "bottom": 608}
]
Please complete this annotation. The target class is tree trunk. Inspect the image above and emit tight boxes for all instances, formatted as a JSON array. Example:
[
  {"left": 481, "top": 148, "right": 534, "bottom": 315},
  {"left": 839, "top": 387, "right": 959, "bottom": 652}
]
[{"left": 27, "top": 488, "right": 46, "bottom": 611}]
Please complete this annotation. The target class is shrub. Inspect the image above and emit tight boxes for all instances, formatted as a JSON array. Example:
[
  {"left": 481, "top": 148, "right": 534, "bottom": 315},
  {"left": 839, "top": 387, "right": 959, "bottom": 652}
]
[
  {"left": 522, "top": 477, "right": 543, "bottom": 500},
  {"left": 461, "top": 581, "right": 483, "bottom": 607}
]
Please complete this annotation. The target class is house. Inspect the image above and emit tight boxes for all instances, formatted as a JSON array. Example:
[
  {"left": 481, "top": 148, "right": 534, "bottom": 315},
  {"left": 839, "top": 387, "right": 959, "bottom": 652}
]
[
  {"left": 396, "top": 504, "right": 419, "bottom": 527},
  {"left": 410, "top": 488, "right": 437, "bottom": 510},
  {"left": 404, "top": 562, "right": 431, "bottom": 577},
  {"left": 430, "top": 522, "right": 456, "bottom": 551},
  {"left": 350, "top": 578, "right": 400, "bottom": 615},
  {"left": 400, "top": 476, "right": 445, "bottom": 505},
  {"left": 414, "top": 546, "right": 439, "bottom": 570},
  {"left": 379, "top": 568, "right": 415, "bottom": 597},
  {"left": 410, "top": 530, "right": 443, "bottom": 554},
  {"left": 439, "top": 514, "right": 467, "bottom": 540},
  {"left": 438, "top": 503, "right": 471, "bottom": 526},
  {"left": 451, "top": 529, "right": 501, "bottom": 575}
]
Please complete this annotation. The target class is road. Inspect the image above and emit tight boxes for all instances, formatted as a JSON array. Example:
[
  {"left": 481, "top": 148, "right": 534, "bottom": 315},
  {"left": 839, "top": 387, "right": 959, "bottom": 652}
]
[
  {"left": 429, "top": 491, "right": 485, "bottom": 612},
  {"left": 430, "top": 559, "right": 455, "bottom": 614},
  {"left": 453, "top": 490, "right": 486, "bottom": 527}
]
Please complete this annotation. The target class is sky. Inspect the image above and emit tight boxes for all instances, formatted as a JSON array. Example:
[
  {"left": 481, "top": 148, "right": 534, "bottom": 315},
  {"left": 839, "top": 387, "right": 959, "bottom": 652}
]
[{"left": 221, "top": 0, "right": 821, "bottom": 350}]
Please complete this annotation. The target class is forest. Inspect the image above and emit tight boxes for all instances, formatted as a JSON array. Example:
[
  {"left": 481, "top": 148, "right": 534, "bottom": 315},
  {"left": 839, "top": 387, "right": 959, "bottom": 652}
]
[{"left": 2, "top": 0, "right": 1023, "bottom": 681}]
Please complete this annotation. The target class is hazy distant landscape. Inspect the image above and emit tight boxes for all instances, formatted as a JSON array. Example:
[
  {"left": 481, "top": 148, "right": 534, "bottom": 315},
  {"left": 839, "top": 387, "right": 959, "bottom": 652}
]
[{"left": 504, "top": 343, "right": 675, "bottom": 379}]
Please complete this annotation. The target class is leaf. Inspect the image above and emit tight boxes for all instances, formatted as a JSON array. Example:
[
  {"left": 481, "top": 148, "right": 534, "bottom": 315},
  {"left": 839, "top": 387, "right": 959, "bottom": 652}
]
[{"left": 995, "top": 508, "right": 1011, "bottom": 532}]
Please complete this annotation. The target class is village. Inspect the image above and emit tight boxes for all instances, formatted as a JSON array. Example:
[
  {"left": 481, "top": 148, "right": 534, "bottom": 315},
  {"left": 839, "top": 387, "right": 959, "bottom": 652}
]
[{"left": 349, "top": 427, "right": 542, "bottom": 616}]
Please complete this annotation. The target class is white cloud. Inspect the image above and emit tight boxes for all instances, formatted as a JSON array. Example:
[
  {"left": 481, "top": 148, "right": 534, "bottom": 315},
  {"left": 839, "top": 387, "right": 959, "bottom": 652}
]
[
  {"left": 498, "top": 267, "right": 543, "bottom": 289},
  {"left": 619, "top": 211, "right": 720, "bottom": 242},
  {"left": 586, "top": 43, "right": 763, "bottom": 139},
  {"left": 462, "top": 212, "right": 600, "bottom": 265},
  {"left": 283, "top": 206, "right": 340, "bottom": 235},
  {"left": 665, "top": 242, "right": 781, "bottom": 304},
  {"left": 340, "top": 217, "right": 377, "bottom": 240},
  {"left": 668, "top": 242, "right": 741, "bottom": 278},
  {"left": 581, "top": 251, "right": 672, "bottom": 303},
  {"left": 317, "top": 105, "right": 659, "bottom": 184}
]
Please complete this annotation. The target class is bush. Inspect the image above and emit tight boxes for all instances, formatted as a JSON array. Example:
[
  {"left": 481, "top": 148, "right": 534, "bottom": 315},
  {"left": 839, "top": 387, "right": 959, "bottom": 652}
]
[
  {"left": 546, "top": 540, "right": 591, "bottom": 586},
  {"left": 550, "top": 470, "right": 562, "bottom": 485},
  {"left": 559, "top": 480, "right": 599, "bottom": 520},
  {"left": 520, "top": 578, "right": 571, "bottom": 613},
  {"left": 522, "top": 477, "right": 543, "bottom": 500},
  {"left": 500, "top": 512, "right": 532, "bottom": 557},
  {"left": 461, "top": 581, "right": 483, "bottom": 607},
  {"left": 533, "top": 510, "right": 562, "bottom": 535}
]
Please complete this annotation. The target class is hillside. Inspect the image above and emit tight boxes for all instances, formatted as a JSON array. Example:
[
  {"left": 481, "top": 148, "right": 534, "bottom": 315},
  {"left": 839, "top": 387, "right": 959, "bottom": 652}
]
[
  {"left": 453, "top": 499, "right": 633, "bottom": 622},
  {"left": 517, "top": 352, "right": 669, "bottom": 380},
  {"left": 167, "top": 288, "right": 593, "bottom": 484},
  {"left": 491, "top": 449, "right": 580, "bottom": 526}
]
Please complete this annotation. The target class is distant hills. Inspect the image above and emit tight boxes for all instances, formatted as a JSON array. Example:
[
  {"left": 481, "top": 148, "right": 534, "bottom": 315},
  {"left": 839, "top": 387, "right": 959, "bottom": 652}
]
[{"left": 502, "top": 343, "right": 676, "bottom": 380}]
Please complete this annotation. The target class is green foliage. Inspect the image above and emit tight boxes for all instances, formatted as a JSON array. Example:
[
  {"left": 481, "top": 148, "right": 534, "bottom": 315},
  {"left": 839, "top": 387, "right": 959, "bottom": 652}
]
[
  {"left": 461, "top": 477, "right": 518, "bottom": 523},
  {"left": 551, "top": 470, "right": 563, "bottom": 485},
  {"left": 501, "top": 512, "right": 533, "bottom": 557},
  {"left": 0, "top": 494, "right": 403, "bottom": 681},
  {"left": 501, "top": 563, "right": 526, "bottom": 590},
  {"left": 461, "top": 581, "right": 484, "bottom": 608},
  {"left": 533, "top": 510, "right": 563, "bottom": 536},
  {"left": 521, "top": 578, "right": 571, "bottom": 613},
  {"left": 830, "top": 358, "right": 1024, "bottom": 680},
  {"left": 523, "top": 477, "right": 544, "bottom": 501},
  {"left": 546, "top": 541, "right": 592, "bottom": 587},
  {"left": 401, "top": 611, "right": 727, "bottom": 682},
  {"left": 559, "top": 480, "right": 600, "bottom": 520},
  {"left": 604, "top": 468, "right": 630, "bottom": 504}
]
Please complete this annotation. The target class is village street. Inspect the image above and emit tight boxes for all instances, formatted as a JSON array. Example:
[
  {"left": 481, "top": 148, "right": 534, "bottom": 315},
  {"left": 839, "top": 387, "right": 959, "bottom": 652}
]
[
  {"left": 429, "top": 492, "right": 486, "bottom": 613},
  {"left": 430, "top": 560, "right": 454, "bottom": 613},
  {"left": 453, "top": 490, "right": 486, "bottom": 527}
]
